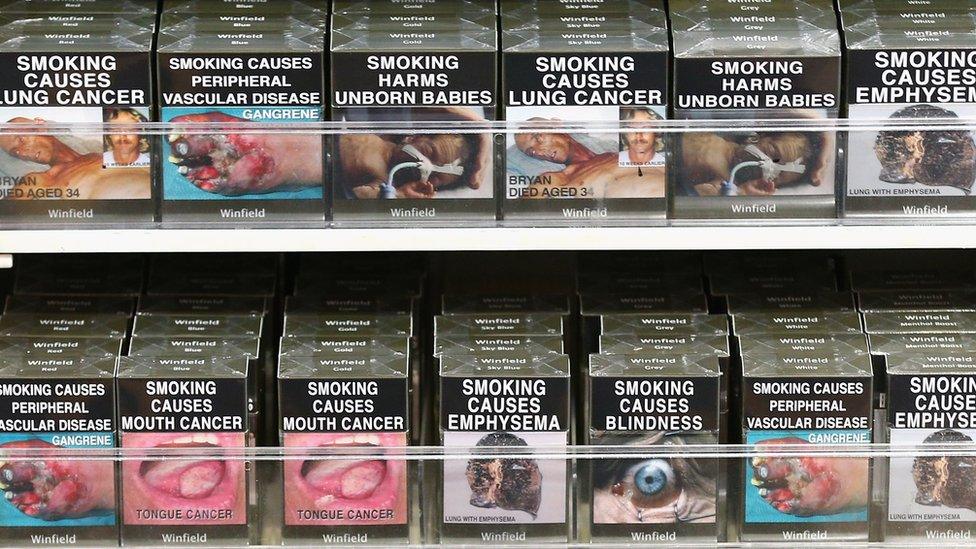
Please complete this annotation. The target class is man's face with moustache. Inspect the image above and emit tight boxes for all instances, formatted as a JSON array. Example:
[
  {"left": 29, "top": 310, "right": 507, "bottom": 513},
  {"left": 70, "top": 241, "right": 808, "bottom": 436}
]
[{"left": 624, "top": 110, "right": 657, "bottom": 164}]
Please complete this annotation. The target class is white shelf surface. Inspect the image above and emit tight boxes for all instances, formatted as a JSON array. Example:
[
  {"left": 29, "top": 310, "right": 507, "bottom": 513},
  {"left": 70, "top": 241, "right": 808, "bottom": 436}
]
[{"left": 0, "top": 223, "right": 966, "bottom": 253}]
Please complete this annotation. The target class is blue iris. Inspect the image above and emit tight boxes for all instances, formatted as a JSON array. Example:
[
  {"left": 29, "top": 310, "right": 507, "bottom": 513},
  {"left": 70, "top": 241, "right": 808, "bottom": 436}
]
[{"left": 633, "top": 461, "right": 669, "bottom": 496}]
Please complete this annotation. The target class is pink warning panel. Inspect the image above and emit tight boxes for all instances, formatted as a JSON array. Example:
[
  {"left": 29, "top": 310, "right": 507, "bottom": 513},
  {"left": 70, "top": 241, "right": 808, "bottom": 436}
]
[{"left": 121, "top": 433, "right": 246, "bottom": 526}]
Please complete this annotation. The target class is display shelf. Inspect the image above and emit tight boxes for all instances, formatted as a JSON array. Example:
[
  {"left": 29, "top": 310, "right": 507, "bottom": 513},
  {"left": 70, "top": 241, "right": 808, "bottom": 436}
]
[
  {"left": 0, "top": 117, "right": 974, "bottom": 234},
  {"left": 0, "top": 443, "right": 969, "bottom": 547},
  {"left": 0, "top": 223, "right": 969, "bottom": 254}
]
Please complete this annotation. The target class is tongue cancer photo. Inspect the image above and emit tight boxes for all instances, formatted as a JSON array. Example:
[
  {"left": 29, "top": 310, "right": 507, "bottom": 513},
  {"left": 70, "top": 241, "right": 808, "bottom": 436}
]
[{"left": 122, "top": 433, "right": 245, "bottom": 525}]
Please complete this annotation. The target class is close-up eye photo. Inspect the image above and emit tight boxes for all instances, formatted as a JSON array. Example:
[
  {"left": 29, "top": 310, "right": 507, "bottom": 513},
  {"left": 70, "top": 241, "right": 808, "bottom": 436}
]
[
  {"left": 613, "top": 458, "right": 681, "bottom": 513},
  {"left": 590, "top": 433, "right": 718, "bottom": 526}
]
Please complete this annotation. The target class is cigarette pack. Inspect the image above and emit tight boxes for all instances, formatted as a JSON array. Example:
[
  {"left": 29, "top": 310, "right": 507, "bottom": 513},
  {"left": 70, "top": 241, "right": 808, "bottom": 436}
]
[
  {"left": 741, "top": 351, "right": 873, "bottom": 540},
  {"left": 886, "top": 352, "right": 976, "bottom": 539},
  {"left": 586, "top": 353, "right": 720, "bottom": 542},
  {"left": 116, "top": 356, "right": 250, "bottom": 545},
  {"left": 157, "top": 5, "right": 327, "bottom": 224},
  {"left": 0, "top": 12, "right": 155, "bottom": 225},
  {"left": 670, "top": 0, "right": 841, "bottom": 220},
  {"left": 843, "top": 1, "right": 976, "bottom": 217},
  {"left": 500, "top": 0, "right": 669, "bottom": 221},
  {"left": 278, "top": 353, "right": 411, "bottom": 543},
  {"left": 330, "top": 9, "right": 498, "bottom": 224},
  {"left": 0, "top": 355, "right": 117, "bottom": 546},
  {"left": 438, "top": 353, "right": 571, "bottom": 542}
]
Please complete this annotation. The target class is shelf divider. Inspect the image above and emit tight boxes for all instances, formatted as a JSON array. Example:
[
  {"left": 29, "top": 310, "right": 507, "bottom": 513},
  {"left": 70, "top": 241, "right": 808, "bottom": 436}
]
[{"left": 0, "top": 224, "right": 960, "bottom": 253}]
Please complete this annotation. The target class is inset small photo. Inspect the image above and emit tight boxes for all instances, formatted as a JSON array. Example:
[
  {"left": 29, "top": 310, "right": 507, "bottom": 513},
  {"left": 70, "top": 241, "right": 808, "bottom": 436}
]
[{"left": 102, "top": 107, "right": 151, "bottom": 169}]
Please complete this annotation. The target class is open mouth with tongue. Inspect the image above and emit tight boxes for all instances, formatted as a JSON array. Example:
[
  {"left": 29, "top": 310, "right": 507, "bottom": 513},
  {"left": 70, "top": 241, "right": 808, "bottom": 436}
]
[
  {"left": 283, "top": 433, "right": 407, "bottom": 526},
  {"left": 140, "top": 446, "right": 226, "bottom": 500},
  {"left": 122, "top": 433, "right": 245, "bottom": 525},
  {"left": 0, "top": 439, "right": 115, "bottom": 521}
]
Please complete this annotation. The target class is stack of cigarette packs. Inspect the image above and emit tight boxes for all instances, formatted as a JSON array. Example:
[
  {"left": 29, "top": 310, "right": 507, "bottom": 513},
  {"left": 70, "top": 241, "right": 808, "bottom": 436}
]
[
  {"left": 720, "top": 253, "right": 873, "bottom": 542},
  {"left": 851, "top": 252, "right": 976, "bottom": 541},
  {"left": 4, "top": 248, "right": 976, "bottom": 545},
  {"left": 158, "top": 0, "right": 328, "bottom": 225},
  {"left": 0, "top": 255, "right": 138, "bottom": 546},
  {"left": 669, "top": 0, "right": 842, "bottom": 221},
  {"left": 120, "top": 254, "right": 275, "bottom": 546},
  {"left": 500, "top": 0, "right": 670, "bottom": 222},
  {"left": 0, "top": 0, "right": 975, "bottom": 224},
  {"left": 330, "top": 0, "right": 498, "bottom": 224},
  {"left": 278, "top": 254, "right": 421, "bottom": 545},
  {"left": 434, "top": 291, "right": 572, "bottom": 543},
  {"left": 843, "top": 0, "right": 976, "bottom": 218},
  {"left": 579, "top": 252, "right": 725, "bottom": 543}
]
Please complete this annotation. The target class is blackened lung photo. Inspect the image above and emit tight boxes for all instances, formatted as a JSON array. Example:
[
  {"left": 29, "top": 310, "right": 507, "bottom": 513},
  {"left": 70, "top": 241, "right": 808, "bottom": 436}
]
[
  {"left": 466, "top": 432, "right": 542, "bottom": 519},
  {"left": 913, "top": 429, "right": 976, "bottom": 510},
  {"left": 875, "top": 105, "right": 976, "bottom": 194}
]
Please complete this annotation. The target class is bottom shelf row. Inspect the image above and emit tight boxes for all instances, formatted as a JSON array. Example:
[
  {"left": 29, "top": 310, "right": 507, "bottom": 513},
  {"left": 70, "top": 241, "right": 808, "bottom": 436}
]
[
  {"left": 0, "top": 443, "right": 969, "bottom": 547},
  {"left": 6, "top": 250, "right": 976, "bottom": 547}
]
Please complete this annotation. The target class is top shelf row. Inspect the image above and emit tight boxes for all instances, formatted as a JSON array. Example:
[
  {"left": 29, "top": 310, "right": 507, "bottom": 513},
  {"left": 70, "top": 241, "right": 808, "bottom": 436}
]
[{"left": 1, "top": 0, "right": 976, "bottom": 228}]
